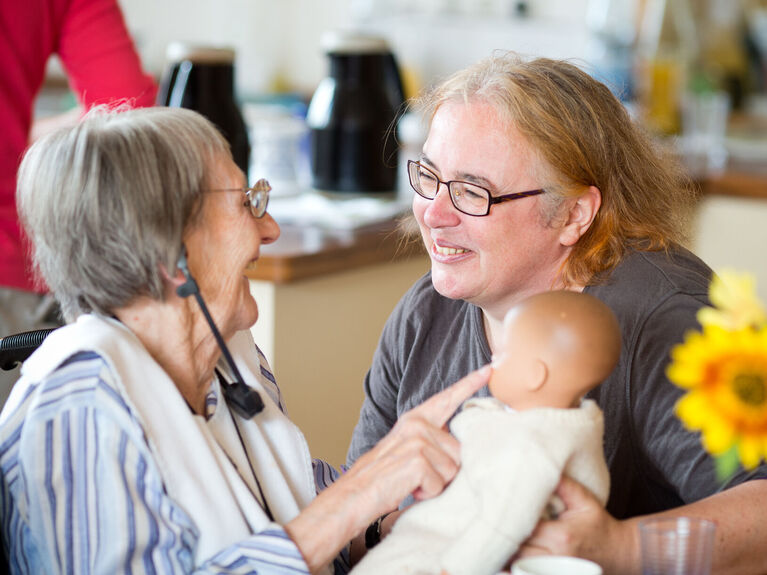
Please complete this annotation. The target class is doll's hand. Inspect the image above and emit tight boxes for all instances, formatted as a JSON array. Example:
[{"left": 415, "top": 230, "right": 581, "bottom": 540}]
[{"left": 516, "top": 476, "right": 639, "bottom": 575}]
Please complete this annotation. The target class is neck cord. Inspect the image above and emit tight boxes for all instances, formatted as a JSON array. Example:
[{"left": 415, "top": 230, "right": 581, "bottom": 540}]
[
  {"left": 175, "top": 245, "right": 264, "bottom": 418},
  {"left": 216, "top": 367, "right": 275, "bottom": 522}
]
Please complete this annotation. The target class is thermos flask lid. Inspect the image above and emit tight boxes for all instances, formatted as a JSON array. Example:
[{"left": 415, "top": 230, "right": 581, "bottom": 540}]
[
  {"left": 320, "top": 30, "right": 390, "bottom": 55},
  {"left": 165, "top": 42, "right": 235, "bottom": 65}
]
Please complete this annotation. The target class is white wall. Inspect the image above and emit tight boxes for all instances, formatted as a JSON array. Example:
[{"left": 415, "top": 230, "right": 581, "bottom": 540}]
[
  {"left": 118, "top": 0, "right": 353, "bottom": 96},
  {"left": 117, "top": 0, "right": 593, "bottom": 97},
  {"left": 358, "top": 12, "right": 593, "bottom": 96},
  {"left": 691, "top": 195, "right": 767, "bottom": 305}
]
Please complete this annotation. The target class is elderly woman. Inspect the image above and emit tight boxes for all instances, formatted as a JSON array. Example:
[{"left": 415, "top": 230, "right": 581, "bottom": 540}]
[
  {"left": 0, "top": 106, "right": 489, "bottom": 573},
  {"left": 347, "top": 53, "right": 767, "bottom": 573}
]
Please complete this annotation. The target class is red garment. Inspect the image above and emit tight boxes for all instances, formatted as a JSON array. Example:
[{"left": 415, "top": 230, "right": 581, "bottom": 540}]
[{"left": 0, "top": 0, "right": 157, "bottom": 292}]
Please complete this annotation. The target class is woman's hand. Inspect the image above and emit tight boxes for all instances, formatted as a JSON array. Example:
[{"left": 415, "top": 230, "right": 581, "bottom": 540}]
[
  {"left": 519, "top": 478, "right": 767, "bottom": 575},
  {"left": 286, "top": 365, "right": 491, "bottom": 572},
  {"left": 516, "top": 476, "right": 639, "bottom": 575},
  {"left": 352, "top": 364, "right": 491, "bottom": 506}
]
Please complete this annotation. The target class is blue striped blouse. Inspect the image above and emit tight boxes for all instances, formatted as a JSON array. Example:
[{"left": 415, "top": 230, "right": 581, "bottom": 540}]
[{"left": 0, "top": 350, "right": 349, "bottom": 574}]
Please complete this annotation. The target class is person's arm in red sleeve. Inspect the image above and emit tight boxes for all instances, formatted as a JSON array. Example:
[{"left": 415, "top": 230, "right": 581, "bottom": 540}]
[{"left": 57, "top": 0, "right": 157, "bottom": 109}]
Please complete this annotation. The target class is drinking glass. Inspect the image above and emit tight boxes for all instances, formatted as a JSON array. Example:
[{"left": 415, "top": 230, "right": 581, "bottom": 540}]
[
  {"left": 639, "top": 517, "right": 716, "bottom": 575},
  {"left": 679, "top": 91, "right": 730, "bottom": 177}
]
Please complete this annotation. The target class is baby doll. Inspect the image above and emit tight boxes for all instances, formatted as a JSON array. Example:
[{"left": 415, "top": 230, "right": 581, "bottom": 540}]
[{"left": 351, "top": 290, "right": 621, "bottom": 575}]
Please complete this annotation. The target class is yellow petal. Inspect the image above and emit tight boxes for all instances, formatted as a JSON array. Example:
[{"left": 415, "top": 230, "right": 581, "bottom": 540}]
[
  {"left": 706, "top": 270, "right": 767, "bottom": 330},
  {"left": 697, "top": 307, "right": 725, "bottom": 328},
  {"left": 676, "top": 392, "right": 708, "bottom": 428},
  {"left": 701, "top": 413, "right": 736, "bottom": 455},
  {"left": 737, "top": 437, "right": 763, "bottom": 469}
]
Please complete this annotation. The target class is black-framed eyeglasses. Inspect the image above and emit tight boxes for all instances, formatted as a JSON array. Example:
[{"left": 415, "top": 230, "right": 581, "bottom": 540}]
[
  {"left": 408, "top": 160, "right": 545, "bottom": 217},
  {"left": 208, "top": 178, "right": 271, "bottom": 218}
]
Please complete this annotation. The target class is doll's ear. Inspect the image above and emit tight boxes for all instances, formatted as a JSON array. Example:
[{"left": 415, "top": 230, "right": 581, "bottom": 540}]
[{"left": 527, "top": 358, "right": 548, "bottom": 392}]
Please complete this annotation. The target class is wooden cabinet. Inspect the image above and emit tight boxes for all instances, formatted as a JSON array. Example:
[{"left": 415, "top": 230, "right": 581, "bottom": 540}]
[{"left": 691, "top": 170, "right": 767, "bottom": 303}]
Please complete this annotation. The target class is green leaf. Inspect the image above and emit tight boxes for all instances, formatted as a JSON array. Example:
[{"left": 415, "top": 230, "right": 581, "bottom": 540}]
[{"left": 715, "top": 446, "right": 740, "bottom": 483}]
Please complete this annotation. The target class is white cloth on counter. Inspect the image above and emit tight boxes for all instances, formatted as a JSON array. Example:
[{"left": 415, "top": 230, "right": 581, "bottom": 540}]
[
  {"left": 351, "top": 398, "right": 610, "bottom": 575},
  {"left": 267, "top": 192, "right": 410, "bottom": 230}
]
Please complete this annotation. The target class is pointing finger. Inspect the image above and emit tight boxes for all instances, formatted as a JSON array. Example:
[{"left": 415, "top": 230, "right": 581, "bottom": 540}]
[{"left": 413, "top": 365, "right": 491, "bottom": 428}]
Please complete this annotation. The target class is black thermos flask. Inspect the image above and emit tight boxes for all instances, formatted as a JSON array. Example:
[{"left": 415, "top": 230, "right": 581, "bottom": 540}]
[
  {"left": 157, "top": 43, "right": 251, "bottom": 177},
  {"left": 306, "top": 31, "right": 406, "bottom": 193}
]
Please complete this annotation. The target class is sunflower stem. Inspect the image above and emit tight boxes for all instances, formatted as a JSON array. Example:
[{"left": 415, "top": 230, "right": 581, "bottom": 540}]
[{"left": 715, "top": 446, "right": 740, "bottom": 483}]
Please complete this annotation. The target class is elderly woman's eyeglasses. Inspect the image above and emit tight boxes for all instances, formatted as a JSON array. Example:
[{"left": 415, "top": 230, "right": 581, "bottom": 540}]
[
  {"left": 208, "top": 178, "right": 271, "bottom": 218},
  {"left": 408, "top": 161, "right": 544, "bottom": 217}
]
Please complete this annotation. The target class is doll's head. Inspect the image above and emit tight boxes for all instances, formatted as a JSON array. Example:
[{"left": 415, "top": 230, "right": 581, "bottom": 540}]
[{"left": 488, "top": 290, "right": 621, "bottom": 410}]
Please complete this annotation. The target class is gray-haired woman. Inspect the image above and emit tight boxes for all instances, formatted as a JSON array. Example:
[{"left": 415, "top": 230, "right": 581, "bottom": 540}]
[{"left": 0, "top": 106, "right": 489, "bottom": 574}]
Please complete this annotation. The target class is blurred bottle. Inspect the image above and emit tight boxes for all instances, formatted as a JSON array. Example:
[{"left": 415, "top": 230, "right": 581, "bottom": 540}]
[
  {"left": 586, "top": 0, "right": 638, "bottom": 101},
  {"left": 748, "top": 4, "right": 767, "bottom": 97},
  {"left": 247, "top": 104, "right": 310, "bottom": 198},
  {"left": 636, "top": 0, "right": 698, "bottom": 135},
  {"left": 695, "top": 0, "right": 750, "bottom": 110}
]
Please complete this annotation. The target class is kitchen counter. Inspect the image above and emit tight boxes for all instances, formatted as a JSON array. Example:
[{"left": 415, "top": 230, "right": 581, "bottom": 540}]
[
  {"left": 684, "top": 108, "right": 767, "bottom": 199},
  {"left": 246, "top": 216, "right": 424, "bottom": 283},
  {"left": 699, "top": 170, "right": 767, "bottom": 200}
]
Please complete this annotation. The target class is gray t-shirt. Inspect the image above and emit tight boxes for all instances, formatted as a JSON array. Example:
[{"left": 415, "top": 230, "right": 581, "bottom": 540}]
[{"left": 346, "top": 246, "right": 767, "bottom": 519}]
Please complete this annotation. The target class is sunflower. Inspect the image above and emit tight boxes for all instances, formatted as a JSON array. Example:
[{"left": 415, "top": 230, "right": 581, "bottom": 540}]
[
  {"left": 697, "top": 270, "right": 767, "bottom": 331},
  {"left": 668, "top": 323, "right": 767, "bottom": 472}
]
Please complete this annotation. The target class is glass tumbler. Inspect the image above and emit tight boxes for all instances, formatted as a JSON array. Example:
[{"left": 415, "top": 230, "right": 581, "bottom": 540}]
[{"left": 639, "top": 517, "right": 716, "bottom": 575}]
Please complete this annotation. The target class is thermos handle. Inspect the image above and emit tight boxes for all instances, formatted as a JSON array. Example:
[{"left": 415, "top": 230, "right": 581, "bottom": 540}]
[
  {"left": 156, "top": 63, "right": 173, "bottom": 106},
  {"left": 168, "top": 60, "right": 193, "bottom": 108}
]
